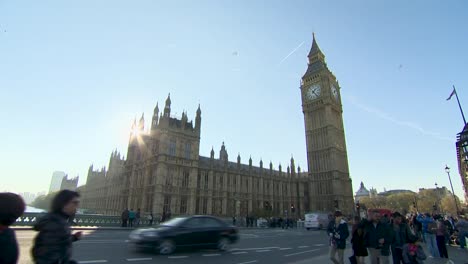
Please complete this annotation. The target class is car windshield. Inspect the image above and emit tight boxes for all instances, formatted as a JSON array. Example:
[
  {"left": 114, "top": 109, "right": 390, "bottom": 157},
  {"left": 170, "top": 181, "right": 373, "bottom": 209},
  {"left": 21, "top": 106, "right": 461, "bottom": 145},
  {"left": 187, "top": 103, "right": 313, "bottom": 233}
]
[{"left": 159, "top": 217, "right": 187, "bottom": 227}]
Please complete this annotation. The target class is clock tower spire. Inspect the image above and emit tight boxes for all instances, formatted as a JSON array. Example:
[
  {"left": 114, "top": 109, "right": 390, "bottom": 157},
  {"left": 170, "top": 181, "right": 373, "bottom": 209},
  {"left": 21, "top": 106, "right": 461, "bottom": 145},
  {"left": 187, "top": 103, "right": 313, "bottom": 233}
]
[{"left": 300, "top": 34, "right": 354, "bottom": 214}]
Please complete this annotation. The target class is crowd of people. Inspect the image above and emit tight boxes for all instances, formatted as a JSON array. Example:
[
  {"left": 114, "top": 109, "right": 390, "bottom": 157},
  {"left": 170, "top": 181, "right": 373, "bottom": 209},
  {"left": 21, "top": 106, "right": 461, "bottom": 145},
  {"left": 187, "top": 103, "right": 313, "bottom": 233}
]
[{"left": 327, "top": 209, "right": 468, "bottom": 264}]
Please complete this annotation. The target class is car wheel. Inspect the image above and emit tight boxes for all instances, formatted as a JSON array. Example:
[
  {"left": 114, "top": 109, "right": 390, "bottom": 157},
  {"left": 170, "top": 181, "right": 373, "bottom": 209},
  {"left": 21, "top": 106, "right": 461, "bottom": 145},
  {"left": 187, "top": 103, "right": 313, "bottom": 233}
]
[
  {"left": 306, "top": 228, "right": 310, "bottom": 231},
  {"left": 158, "top": 240, "right": 175, "bottom": 255},
  {"left": 318, "top": 224, "right": 323, "bottom": 230},
  {"left": 217, "top": 237, "right": 230, "bottom": 251}
]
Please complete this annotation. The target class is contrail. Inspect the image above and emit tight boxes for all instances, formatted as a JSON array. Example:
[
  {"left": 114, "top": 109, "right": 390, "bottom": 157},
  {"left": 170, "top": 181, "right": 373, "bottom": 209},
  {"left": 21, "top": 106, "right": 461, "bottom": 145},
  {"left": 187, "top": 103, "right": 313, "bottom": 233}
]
[
  {"left": 347, "top": 95, "right": 453, "bottom": 142},
  {"left": 278, "top": 41, "right": 305, "bottom": 66}
]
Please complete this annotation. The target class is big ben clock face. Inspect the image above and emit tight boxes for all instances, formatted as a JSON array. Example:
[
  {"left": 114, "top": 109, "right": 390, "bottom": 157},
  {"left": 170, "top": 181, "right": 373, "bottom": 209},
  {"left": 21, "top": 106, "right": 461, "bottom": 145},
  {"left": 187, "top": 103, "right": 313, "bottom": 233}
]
[
  {"left": 331, "top": 84, "right": 339, "bottom": 101},
  {"left": 306, "top": 84, "right": 321, "bottom": 101}
]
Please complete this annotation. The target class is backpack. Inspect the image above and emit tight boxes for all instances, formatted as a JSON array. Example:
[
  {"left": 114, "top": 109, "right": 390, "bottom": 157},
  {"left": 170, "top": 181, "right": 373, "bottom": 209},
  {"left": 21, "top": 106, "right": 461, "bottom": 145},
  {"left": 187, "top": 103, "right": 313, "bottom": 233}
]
[{"left": 427, "top": 222, "right": 437, "bottom": 234}]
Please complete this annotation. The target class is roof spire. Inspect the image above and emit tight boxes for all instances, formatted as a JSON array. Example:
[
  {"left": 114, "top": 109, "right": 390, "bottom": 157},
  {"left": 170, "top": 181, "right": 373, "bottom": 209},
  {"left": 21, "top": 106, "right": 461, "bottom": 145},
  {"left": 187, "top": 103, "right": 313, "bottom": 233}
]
[{"left": 308, "top": 32, "right": 324, "bottom": 58}]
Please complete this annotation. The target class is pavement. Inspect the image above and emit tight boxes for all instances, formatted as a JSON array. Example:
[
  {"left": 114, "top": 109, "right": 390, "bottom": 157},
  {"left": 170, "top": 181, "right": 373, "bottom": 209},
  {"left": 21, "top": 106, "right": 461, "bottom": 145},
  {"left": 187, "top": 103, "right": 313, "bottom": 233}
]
[{"left": 16, "top": 227, "right": 468, "bottom": 264}]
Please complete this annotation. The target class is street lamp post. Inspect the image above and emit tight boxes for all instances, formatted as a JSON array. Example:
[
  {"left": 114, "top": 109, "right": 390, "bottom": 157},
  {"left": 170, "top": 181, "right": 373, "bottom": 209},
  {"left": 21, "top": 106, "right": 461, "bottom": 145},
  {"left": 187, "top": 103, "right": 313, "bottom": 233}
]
[
  {"left": 444, "top": 165, "right": 460, "bottom": 215},
  {"left": 434, "top": 182, "right": 441, "bottom": 212}
]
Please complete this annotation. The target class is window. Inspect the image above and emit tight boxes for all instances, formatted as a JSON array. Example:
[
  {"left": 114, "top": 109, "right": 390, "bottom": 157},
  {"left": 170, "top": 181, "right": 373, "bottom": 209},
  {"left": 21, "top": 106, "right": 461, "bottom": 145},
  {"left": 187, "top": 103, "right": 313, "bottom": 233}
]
[
  {"left": 180, "top": 196, "right": 187, "bottom": 214},
  {"left": 184, "top": 142, "right": 191, "bottom": 159},
  {"left": 201, "top": 217, "right": 223, "bottom": 228},
  {"left": 197, "top": 172, "right": 201, "bottom": 188},
  {"left": 163, "top": 195, "right": 171, "bottom": 213},
  {"left": 169, "top": 139, "right": 176, "bottom": 156},
  {"left": 202, "top": 198, "right": 208, "bottom": 214},
  {"left": 182, "top": 170, "right": 189, "bottom": 188},
  {"left": 204, "top": 171, "right": 209, "bottom": 189},
  {"left": 165, "top": 168, "right": 173, "bottom": 186},
  {"left": 195, "top": 198, "right": 200, "bottom": 214},
  {"left": 219, "top": 175, "right": 223, "bottom": 190},
  {"left": 153, "top": 140, "right": 159, "bottom": 154},
  {"left": 212, "top": 174, "right": 216, "bottom": 190}
]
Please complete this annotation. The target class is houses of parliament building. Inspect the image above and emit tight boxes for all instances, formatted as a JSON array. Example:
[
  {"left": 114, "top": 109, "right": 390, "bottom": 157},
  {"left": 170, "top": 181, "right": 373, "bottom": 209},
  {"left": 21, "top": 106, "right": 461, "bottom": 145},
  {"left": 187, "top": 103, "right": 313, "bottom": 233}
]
[{"left": 80, "top": 35, "right": 355, "bottom": 218}]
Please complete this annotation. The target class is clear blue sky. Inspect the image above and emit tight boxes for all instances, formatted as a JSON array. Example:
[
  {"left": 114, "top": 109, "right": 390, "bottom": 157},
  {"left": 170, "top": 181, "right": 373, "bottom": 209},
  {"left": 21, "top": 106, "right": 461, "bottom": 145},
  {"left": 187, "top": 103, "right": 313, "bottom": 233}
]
[{"left": 1, "top": 1, "right": 467, "bottom": 200}]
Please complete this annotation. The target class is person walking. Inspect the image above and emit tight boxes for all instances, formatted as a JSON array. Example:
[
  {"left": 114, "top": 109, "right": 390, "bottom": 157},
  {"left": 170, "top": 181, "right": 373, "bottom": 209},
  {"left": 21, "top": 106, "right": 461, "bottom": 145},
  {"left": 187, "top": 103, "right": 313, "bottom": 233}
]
[
  {"left": 121, "top": 208, "right": 129, "bottom": 227},
  {"left": 327, "top": 211, "right": 349, "bottom": 264},
  {"left": 455, "top": 215, "right": 468, "bottom": 249},
  {"left": 0, "top": 192, "right": 26, "bottom": 264},
  {"left": 135, "top": 208, "right": 141, "bottom": 227},
  {"left": 390, "top": 212, "right": 417, "bottom": 264},
  {"left": 434, "top": 215, "right": 449, "bottom": 258},
  {"left": 32, "top": 190, "right": 82, "bottom": 264},
  {"left": 148, "top": 212, "right": 154, "bottom": 226},
  {"left": 416, "top": 213, "right": 439, "bottom": 257},
  {"left": 363, "top": 209, "right": 390, "bottom": 264},
  {"left": 351, "top": 216, "right": 367, "bottom": 264},
  {"left": 128, "top": 209, "right": 135, "bottom": 227}
]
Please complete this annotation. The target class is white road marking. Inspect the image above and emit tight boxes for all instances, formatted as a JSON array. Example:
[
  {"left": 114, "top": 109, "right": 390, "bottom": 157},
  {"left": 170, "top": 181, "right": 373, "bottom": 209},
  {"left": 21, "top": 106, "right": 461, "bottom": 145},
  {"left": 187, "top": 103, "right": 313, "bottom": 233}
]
[
  {"left": 232, "top": 251, "right": 248, "bottom": 255},
  {"left": 230, "top": 246, "right": 280, "bottom": 251},
  {"left": 125, "top": 240, "right": 130, "bottom": 242},
  {"left": 256, "top": 249, "right": 271, "bottom": 252},
  {"left": 237, "top": 261, "right": 258, "bottom": 264},
  {"left": 298, "top": 245, "right": 309, "bottom": 248},
  {"left": 202, "top": 253, "right": 221, "bottom": 257},
  {"left": 314, "top": 244, "right": 325, "bottom": 246},
  {"left": 78, "top": 261, "right": 108, "bottom": 264},
  {"left": 126, "top": 258, "right": 152, "bottom": 261},
  {"left": 279, "top": 248, "right": 292, "bottom": 250},
  {"left": 284, "top": 249, "right": 319, "bottom": 257},
  {"left": 168, "top": 256, "right": 188, "bottom": 259}
]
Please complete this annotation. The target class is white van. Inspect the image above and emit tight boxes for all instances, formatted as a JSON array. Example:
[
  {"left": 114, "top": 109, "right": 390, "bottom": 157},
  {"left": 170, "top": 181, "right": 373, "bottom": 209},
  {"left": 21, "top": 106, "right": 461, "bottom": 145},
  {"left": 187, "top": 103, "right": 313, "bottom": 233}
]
[{"left": 304, "top": 212, "right": 329, "bottom": 230}]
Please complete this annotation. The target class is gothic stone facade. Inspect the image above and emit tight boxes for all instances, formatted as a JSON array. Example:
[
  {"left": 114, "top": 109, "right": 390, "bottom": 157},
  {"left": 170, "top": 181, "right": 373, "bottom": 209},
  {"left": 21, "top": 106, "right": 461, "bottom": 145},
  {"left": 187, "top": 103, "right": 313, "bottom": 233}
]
[{"left": 80, "top": 36, "right": 354, "bottom": 217}]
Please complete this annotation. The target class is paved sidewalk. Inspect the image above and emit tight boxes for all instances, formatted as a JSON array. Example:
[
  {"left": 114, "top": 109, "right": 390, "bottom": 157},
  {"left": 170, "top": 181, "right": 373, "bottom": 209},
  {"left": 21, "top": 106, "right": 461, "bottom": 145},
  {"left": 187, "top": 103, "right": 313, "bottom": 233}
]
[{"left": 290, "top": 245, "right": 468, "bottom": 264}]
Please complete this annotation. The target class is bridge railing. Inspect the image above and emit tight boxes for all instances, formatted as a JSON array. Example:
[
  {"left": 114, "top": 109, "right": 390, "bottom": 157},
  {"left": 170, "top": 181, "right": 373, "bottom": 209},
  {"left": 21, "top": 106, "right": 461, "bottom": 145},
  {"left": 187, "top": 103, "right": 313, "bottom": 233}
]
[{"left": 14, "top": 212, "right": 152, "bottom": 227}]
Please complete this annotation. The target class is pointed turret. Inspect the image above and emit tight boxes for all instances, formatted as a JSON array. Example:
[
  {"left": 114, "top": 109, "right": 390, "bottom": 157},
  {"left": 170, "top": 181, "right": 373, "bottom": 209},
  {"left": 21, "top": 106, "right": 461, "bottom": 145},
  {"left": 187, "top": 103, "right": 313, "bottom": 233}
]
[
  {"left": 138, "top": 113, "right": 145, "bottom": 131},
  {"left": 152, "top": 102, "right": 159, "bottom": 130},
  {"left": 307, "top": 33, "right": 323, "bottom": 58},
  {"left": 195, "top": 104, "right": 201, "bottom": 131},
  {"left": 210, "top": 147, "right": 215, "bottom": 159},
  {"left": 249, "top": 156, "right": 252, "bottom": 167},
  {"left": 219, "top": 142, "right": 228, "bottom": 162},
  {"left": 260, "top": 159, "right": 263, "bottom": 169},
  {"left": 163, "top": 93, "right": 171, "bottom": 117},
  {"left": 303, "top": 33, "right": 328, "bottom": 78},
  {"left": 237, "top": 153, "right": 241, "bottom": 164},
  {"left": 290, "top": 155, "right": 296, "bottom": 173}
]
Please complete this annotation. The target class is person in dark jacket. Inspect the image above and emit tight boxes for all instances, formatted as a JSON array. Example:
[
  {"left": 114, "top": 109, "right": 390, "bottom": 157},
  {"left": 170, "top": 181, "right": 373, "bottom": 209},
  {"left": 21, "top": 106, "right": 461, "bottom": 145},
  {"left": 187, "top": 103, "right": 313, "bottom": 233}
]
[
  {"left": 390, "top": 212, "right": 417, "bottom": 264},
  {"left": 32, "top": 190, "right": 82, "bottom": 264},
  {"left": 351, "top": 216, "right": 367, "bottom": 264},
  {"left": 121, "top": 208, "right": 129, "bottom": 227},
  {"left": 327, "top": 211, "right": 349, "bottom": 264},
  {"left": 0, "top": 192, "right": 26, "bottom": 264},
  {"left": 363, "top": 210, "right": 390, "bottom": 264}
]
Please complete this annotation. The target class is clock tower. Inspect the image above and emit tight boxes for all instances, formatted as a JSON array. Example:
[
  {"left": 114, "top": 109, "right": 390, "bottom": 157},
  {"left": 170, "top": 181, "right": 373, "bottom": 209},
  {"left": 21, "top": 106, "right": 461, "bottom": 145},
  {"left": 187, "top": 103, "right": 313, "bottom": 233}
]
[{"left": 301, "top": 34, "right": 354, "bottom": 214}]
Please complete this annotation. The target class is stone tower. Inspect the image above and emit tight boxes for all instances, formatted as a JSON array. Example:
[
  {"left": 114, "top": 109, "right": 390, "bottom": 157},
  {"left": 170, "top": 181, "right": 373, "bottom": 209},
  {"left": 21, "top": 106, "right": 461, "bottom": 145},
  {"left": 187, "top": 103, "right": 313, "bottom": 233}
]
[{"left": 300, "top": 34, "right": 354, "bottom": 214}]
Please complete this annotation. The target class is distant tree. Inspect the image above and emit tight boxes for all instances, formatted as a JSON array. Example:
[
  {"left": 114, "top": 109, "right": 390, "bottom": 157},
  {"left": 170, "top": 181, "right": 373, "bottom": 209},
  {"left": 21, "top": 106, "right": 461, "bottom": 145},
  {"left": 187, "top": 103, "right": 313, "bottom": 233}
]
[
  {"left": 440, "top": 196, "right": 461, "bottom": 215},
  {"left": 30, "top": 192, "right": 57, "bottom": 210},
  {"left": 360, "top": 196, "right": 388, "bottom": 209},
  {"left": 386, "top": 193, "right": 415, "bottom": 214}
]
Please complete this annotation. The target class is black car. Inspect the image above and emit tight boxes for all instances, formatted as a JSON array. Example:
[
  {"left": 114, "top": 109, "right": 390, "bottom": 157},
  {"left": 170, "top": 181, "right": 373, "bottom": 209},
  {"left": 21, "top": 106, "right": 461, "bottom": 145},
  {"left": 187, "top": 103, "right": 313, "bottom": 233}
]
[{"left": 129, "top": 215, "right": 239, "bottom": 254}]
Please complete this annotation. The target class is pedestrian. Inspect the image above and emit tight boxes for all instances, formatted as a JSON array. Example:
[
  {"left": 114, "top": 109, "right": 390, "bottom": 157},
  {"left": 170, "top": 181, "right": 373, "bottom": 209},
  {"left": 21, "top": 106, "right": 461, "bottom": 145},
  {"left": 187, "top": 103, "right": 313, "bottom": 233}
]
[
  {"left": 455, "top": 215, "right": 468, "bottom": 249},
  {"left": 128, "top": 209, "right": 135, "bottom": 227},
  {"left": 232, "top": 216, "right": 236, "bottom": 226},
  {"left": 402, "top": 236, "right": 426, "bottom": 264},
  {"left": 362, "top": 209, "right": 390, "bottom": 264},
  {"left": 390, "top": 212, "right": 417, "bottom": 264},
  {"left": 148, "top": 212, "right": 154, "bottom": 226},
  {"left": 327, "top": 211, "right": 349, "bottom": 264},
  {"left": 32, "top": 190, "right": 82, "bottom": 264},
  {"left": 351, "top": 216, "right": 367, "bottom": 264},
  {"left": 435, "top": 215, "right": 449, "bottom": 258},
  {"left": 121, "top": 208, "right": 129, "bottom": 227},
  {"left": 0, "top": 192, "right": 26, "bottom": 264},
  {"left": 135, "top": 208, "right": 141, "bottom": 227},
  {"left": 416, "top": 213, "right": 439, "bottom": 257}
]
